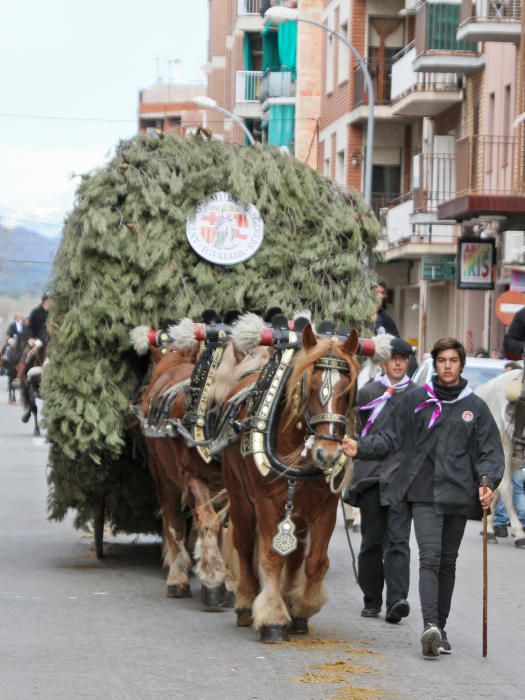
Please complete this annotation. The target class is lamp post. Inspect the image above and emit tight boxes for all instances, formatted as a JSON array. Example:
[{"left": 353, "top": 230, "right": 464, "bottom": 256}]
[
  {"left": 193, "top": 96, "right": 256, "bottom": 146},
  {"left": 265, "top": 6, "right": 374, "bottom": 206}
]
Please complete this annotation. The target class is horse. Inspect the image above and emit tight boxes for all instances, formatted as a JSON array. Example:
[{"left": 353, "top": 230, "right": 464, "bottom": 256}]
[
  {"left": 16, "top": 339, "right": 46, "bottom": 436},
  {"left": 221, "top": 323, "right": 360, "bottom": 642},
  {"left": 475, "top": 369, "right": 525, "bottom": 548},
  {"left": 1, "top": 334, "right": 24, "bottom": 403},
  {"left": 134, "top": 319, "right": 272, "bottom": 607}
]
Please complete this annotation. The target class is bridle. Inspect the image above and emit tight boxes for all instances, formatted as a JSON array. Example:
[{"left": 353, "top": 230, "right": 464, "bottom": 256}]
[{"left": 301, "top": 354, "right": 353, "bottom": 446}]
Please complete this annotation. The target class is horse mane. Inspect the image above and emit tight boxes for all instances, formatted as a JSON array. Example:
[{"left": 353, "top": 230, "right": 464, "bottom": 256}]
[
  {"left": 283, "top": 338, "right": 360, "bottom": 430},
  {"left": 211, "top": 344, "right": 271, "bottom": 403},
  {"left": 141, "top": 347, "right": 197, "bottom": 413}
]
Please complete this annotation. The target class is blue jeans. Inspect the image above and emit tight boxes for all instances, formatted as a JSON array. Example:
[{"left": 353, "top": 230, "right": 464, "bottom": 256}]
[{"left": 494, "top": 468, "right": 525, "bottom": 527}]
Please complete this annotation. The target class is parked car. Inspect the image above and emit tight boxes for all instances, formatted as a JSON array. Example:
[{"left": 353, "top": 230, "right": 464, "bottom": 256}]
[{"left": 411, "top": 356, "right": 520, "bottom": 390}]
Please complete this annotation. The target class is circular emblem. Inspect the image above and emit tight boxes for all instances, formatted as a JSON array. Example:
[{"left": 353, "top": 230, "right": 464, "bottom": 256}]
[
  {"left": 186, "top": 192, "right": 264, "bottom": 266},
  {"left": 462, "top": 410, "right": 474, "bottom": 422}
]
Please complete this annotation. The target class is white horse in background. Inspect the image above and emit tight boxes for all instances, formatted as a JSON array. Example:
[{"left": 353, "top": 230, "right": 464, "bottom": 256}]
[{"left": 476, "top": 369, "right": 525, "bottom": 548}]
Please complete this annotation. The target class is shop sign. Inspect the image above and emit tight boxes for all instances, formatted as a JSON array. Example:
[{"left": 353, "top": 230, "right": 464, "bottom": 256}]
[
  {"left": 456, "top": 237, "right": 495, "bottom": 290},
  {"left": 421, "top": 255, "right": 456, "bottom": 281}
]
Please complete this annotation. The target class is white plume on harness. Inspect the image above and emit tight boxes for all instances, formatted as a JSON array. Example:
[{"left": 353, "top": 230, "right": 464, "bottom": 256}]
[
  {"left": 168, "top": 318, "right": 198, "bottom": 350},
  {"left": 130, "top": 325, "right": 152, "bottom": 355}
]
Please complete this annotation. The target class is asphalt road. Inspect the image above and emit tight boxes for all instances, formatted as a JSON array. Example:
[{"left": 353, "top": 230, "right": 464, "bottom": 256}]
[{"left": 0, "top": 377, "right": 523, "bottom": 700}]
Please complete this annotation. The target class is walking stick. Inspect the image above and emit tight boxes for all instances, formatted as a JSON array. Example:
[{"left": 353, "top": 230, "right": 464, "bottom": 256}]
[{"left": 482, "top": 475, "right": 488, "bottom": 658}]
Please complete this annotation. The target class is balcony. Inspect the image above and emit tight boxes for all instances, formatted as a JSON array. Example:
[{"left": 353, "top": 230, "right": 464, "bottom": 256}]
[
  {"left": 457, "top": 0, "right": 522, "bottom": 43},
  {"left": 371, "top": 192, "right": 402, "bottom": 219},
  {"left": 350, "top": 59, "right": 397, "bottom": 123},
  {"left": 260, "top": 69, "right": 296, "bottom": 106},
  {"left": 235, "top": 71, "right": 263, "bottom": 118},
  {"left": 390, "top": 43, "right": 462, "bottom": 117},
  {"left": 237, "top": 0, "right": 263, "bottom": 32},
  {"left": 413, "top": 1, "right": 484, "bottom": 74},
  {"left": 437, "top": 135, "right": 525, "bottom": 226}
]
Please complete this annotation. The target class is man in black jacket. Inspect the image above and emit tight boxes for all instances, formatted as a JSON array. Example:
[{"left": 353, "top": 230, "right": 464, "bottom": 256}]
[
  {"left": 28, "top": 294, "right": 50, "bottom": 343},
  {"left": 344, "top": 337, "right": 416, "bottom": 624},
  {"left": 374, "top": 281, "right": 400, "bottom": 337},
  {"left": 343, "top": 337, "right": 503, "bottom": 659}
]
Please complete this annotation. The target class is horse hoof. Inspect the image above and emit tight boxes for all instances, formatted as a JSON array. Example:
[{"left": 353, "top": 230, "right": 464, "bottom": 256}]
[
  {"left": 201, "top": 583, "right": 228, "bottom": 611},
  {"left": 166, "top": 584, "right": 192, "bottom": 598},
  {"left": 221, "top": 589, "right": 235, "bottom": 608},
  {"left": 289, "top": 617, "right": 309, "bottom": 634},
  {"left": 33, "top": 428, "right": 41, "bottom": 437},
  {"left": 486, "top": 532, "right": 498, "bottom": 543},
  {"left": 257, "top": 625, "right": 290, "bottom": 644},
  {"left": 514, "top": 538, "right": 525, "bottom": 549},
  {"left": 235, "top": 608, "right": 253, "bottom": 627}
]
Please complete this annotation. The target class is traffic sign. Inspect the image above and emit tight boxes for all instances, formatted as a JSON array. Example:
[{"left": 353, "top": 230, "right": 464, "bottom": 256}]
[{"left": 495, "top": 290, "right": 525, "bottom": 325}]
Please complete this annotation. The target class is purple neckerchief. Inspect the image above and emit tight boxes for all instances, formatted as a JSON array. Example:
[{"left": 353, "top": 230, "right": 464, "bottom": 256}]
[
  {"left": 415, "top": 382, "right": 473, "bottom": 429},
  {"left": 359, "top": 375, "right": 412, "bottom": 437}
]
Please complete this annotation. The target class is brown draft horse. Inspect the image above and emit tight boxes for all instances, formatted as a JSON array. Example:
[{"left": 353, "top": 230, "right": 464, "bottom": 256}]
[
  {"left": 222, "top": 324, "right": 359, "bottom": 642},
  {"left": 139, "top": 332, "right": 271, "bottom": 608}
]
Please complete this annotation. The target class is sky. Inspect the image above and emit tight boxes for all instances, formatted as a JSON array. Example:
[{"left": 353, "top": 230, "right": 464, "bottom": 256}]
[{"left": 0, "top": 0, "right": 208, "bottom": 238}]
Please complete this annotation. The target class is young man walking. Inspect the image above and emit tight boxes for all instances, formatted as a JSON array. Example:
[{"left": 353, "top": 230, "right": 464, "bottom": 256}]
[
  {"left": 343, "top": 338, "right": 503, "bottom": 658},
  {"left": 344, "top": 337, "right": 415, "bottom": 624}
]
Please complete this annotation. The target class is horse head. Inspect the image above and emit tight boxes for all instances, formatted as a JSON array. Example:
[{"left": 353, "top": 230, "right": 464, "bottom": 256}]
[{"left": 284, "top": 324, "right": 359, "bottom": 471}]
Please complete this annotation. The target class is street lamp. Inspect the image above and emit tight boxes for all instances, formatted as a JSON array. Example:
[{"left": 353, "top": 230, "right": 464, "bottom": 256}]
[
  {"left": 265, "top": 6, "right": 374, "bottom": 206},
  {"left": 193, "top": 96, "right": 256, "bottom": 146}
]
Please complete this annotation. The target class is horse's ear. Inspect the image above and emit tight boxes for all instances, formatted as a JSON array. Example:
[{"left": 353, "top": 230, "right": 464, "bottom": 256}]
[
  {"left": 302, "top": 323, "right": 317, "bottom": 350},
  {"left": 342, "top": 328, "right": 359, "bottom": 355}
]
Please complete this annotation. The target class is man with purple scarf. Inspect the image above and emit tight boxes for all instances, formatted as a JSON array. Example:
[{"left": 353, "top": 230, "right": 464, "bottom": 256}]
[
  {"left": 344, "top": 337, "right": 416, "bottom": 625},
  {"left": 343, "top": 337, "right": 503, "bottom": 659}
]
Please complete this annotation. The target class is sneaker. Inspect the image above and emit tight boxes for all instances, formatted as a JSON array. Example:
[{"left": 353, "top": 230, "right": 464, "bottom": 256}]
[
  {"left": 361, "top": 606, "right": 381, "bottom": 618},
  {"left": 421, "top": 624, "right": 441, "bottom": 659},
  {"left": 438, "top": 629, "right": 452, "bottom": 654},
  {"left": 493, "top": 524, "right": 508, "bottom": 538},
  {"left": 385, "top": 599, "right": 410, "bottom": 624}
]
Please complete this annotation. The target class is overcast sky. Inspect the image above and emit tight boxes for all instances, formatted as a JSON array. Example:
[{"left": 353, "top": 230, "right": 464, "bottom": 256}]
[{"left": 0, "top": 0, "right": 208, "bottom": 237}]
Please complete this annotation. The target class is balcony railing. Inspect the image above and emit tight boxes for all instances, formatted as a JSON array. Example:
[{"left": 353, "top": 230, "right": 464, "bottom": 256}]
[
  {"left": 460, "top": 0, "right": 522, "bottom": 22},
  {"left": 371, "top": 192, "right": 402, "bottom": 218},
  {"left": 413, "top": 152, "right": 456, "bottom": 211},
  {"left": 354, "top": 59, "right": 393, "bottom": 107},
  {"left": 456, "top": 135, "right": 525, "bottom": 195},
  {"left": 238, "top": 0, "right": 261, "bottom": 14},
  {"left": 391, "top": 44, "right": 460, "bottom": 101},
  {"left": 260, "top": 69, "right": 296, "bottom": 102},
  {"left": 235, "top": 71, "right": 263, "bottom": 102},
  {"left": 415, "top": 1, "right": 478, "bottom": 56}
]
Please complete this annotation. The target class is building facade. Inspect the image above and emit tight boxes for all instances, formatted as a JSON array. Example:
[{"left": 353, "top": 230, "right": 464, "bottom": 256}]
[
  {"left": 206, "top": 0, "right": 324, "bottom": 165},
  {"left": 317, "top": 0, "right": 524, "bottom": 356},
  {"left": 138, "top": 83, "right": 207, "bottom": 136}
]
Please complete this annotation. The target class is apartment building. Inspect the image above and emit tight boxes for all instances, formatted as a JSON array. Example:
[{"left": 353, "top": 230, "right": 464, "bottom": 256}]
[
  {"left": 318, "top": 0, "right": 524, "bottom": 355},
  {"left": 138, "top": 83, "right": 207, "bottom": 135},
  {"left": 206, "top": 0, "right": 323, "bottom": 164}
]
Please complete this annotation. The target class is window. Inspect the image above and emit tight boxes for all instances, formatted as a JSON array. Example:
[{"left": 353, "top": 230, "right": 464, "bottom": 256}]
[
  {"left": 338, "top": 20, "right": 349, "bottom": 85},
  {"left": 326, "top": 31, "right": 334, "bottom": 94},
  {"left": 336, "top": 149, "right": 346, "bottom": 185},
  {"left": 324, "top": 156, "right": 331, "bottom": 178}
]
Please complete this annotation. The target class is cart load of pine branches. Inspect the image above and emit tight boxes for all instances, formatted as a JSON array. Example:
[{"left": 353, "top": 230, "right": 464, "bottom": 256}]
[{"left": 43, "top": 133, "right": 380, "bottom": 534}]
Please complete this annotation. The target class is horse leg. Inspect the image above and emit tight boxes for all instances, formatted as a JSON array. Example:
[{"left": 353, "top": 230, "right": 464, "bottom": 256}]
[
  {"left": 187, "top": 476, "right": 228, "bottom": 610},
  {"left": 288, "top": 500, "right": 338, "bottom": 624},
  {"left": 222, "top": 457, "right": 259, "bottom": 626},
  {"left": 252, "top": 504, "right": 292, "bottom": 643},
  {"left": 507, "top": 468, "right": 525, "bottom": 548},
  {"left": 148, "top": 447, "right": 192, "bottom": 597},
  {"left": 32, "top": 403, "right": 40, "bottom": 436},
  {"left": 281, "top": 536, "right": 308, "bottom": 634}
]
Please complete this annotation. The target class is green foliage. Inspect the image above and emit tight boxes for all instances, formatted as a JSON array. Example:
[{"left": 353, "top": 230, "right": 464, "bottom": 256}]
[{"left": 43, "top": 134, "right": 380, "bottom": 533}]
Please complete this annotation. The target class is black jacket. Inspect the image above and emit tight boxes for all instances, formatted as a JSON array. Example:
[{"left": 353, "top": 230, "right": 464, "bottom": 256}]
[
  {"left": 346, "top": 379, "right": 417, "bottom": 506},
  {"left": 503, "top": 307, "right": 525, "bottom": 359},
  {"left": 374, "top": 308, "right": 399, "bottom": 337},
  {"left": 356, "top": 385, "right": 504, "bottom": 518},
  {"left": 29, "top": 305, "right": 48, "bottom": 342}
]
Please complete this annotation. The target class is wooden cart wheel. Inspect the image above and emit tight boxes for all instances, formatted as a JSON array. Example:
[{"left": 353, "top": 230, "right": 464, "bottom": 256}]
[{"left": 94, "top": 495, "right": 105, "bottom": 559}]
